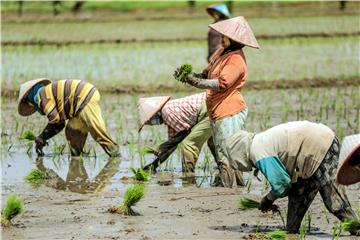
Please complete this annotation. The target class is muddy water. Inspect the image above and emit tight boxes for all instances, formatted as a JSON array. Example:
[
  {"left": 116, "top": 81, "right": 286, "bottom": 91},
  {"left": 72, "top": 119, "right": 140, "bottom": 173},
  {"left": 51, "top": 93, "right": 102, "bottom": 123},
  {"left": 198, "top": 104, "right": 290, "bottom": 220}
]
[{"left": 1, "top": 88, "right": 360, "bottom": 239}]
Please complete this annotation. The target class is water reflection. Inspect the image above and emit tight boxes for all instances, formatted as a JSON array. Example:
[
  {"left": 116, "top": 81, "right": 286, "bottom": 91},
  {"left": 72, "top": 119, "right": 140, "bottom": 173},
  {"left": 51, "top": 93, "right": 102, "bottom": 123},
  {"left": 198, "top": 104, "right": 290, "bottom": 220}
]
[{"left": 36, "top": 156, "right": 121, "bottom": 194}]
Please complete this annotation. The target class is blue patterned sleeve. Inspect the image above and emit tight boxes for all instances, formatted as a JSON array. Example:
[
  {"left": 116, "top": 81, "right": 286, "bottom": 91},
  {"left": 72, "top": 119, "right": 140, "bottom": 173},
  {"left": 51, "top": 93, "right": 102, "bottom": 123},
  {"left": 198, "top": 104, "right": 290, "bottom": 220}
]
[{"left": 255, "top": 156, "right": 291, "bottom": 198}]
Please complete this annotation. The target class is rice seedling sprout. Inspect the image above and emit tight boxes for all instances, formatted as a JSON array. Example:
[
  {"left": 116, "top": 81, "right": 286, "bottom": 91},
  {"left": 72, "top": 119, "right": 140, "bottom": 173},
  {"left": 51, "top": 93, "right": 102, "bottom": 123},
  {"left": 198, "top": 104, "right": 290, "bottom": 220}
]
[
  {"left": 108, "top": 184, "right": 145, "bottom": 216},
  {"left": 1, "top": 194, "right": 24, "bottom": 227},
  {"left": 266, "top": 230, "right": 287, "bottom": 240},
  {"left": 130, "top": 167, "right": 150, "bottom": 182},
  {"left": 24, "top": 169, "right": 46, "bottom": 189}
]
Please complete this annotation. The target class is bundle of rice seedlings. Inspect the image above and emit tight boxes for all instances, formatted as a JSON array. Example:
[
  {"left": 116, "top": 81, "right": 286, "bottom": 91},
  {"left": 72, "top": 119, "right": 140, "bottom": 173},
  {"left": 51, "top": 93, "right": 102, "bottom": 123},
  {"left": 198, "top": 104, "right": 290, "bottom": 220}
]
[
  {"left": 20, "top": 130, "right": 36, "bottom": 141},
  {"left": 173, "top": 64, "right": 192, "bottom": 83},
  {"left": 108, "top": 184, "right": 145, "bottom": 216},
  {"left": 341, "top": 219, "right": 360, "bottom": 232},
  {"left": 266, "top": 230, "right": 287, "bottom": 240},
  {"left": 24, "top": 169, "right": 46, "bottom": 189},
  {"left": 1, "top": 194, "right": 24, "bottom": 227},
  {"left": 238, "top": 198, "right": 260, "bottom": 210},
  {"left": 130, "top": 167, "right": 150, "bottom": 182}
]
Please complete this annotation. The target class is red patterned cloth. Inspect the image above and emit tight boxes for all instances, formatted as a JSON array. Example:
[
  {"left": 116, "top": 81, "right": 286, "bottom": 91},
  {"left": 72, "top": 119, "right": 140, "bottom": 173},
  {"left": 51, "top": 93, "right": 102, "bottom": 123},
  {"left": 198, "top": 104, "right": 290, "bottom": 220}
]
[{"left": 161, "top": 93, "right": 206, "bottom": 137}]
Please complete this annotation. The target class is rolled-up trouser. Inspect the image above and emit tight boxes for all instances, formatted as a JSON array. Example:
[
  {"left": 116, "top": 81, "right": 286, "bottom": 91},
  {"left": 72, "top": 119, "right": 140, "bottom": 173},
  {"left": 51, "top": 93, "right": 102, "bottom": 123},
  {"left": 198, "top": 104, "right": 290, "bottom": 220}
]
[
  {"left": 65, "top": 90, "right": 119, "bottom": 157},
  {"left": 287, "top": 137, "right": 358, "bottom": 234},
  {"left": 211, "top": 108, "right": 248, "bottom": 187},
  {"left": 180, "top": 102, "right": 215, "bottom": 173}
]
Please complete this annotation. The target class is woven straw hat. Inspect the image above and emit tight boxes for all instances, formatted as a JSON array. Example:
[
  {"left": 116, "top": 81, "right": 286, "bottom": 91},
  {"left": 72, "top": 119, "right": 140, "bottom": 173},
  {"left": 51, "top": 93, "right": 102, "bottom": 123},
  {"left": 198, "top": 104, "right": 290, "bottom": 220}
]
[
  {"left": 137, "top": 96, "right": 171, "bottom": 132},
  {"left": 209, "top": 16, "right": 260, "bottom": 49},
  {"left": 18, "top": 78, "right": 52, "bottom": 116},
  {"left": 336, "top": 134, "right": 360, "bottom": 185},
  {"left": 206, "top": 4, "right": 231, "bottom": 19}
]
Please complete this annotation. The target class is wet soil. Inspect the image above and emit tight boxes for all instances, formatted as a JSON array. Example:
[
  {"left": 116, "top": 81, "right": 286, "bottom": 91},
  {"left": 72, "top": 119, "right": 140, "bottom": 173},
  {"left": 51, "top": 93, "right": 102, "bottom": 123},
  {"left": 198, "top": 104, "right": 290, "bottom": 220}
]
[{"left": 2, "top": 178, "right": 359, "bottom": 240}]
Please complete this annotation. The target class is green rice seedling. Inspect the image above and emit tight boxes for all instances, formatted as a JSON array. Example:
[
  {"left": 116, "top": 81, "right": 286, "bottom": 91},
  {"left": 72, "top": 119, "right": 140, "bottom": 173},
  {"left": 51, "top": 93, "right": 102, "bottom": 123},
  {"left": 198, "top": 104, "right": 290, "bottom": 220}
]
[
  {"left": 1, "top": 194, "right": 24, "bottom": 227},
  {"left": 108, "top": 184, "right": 145, "bottom": 216},
  {"left": 341, "top": 219, "right": 360, "bottom": 232},
  {"left": 173, "top": 64, "right": 192, "bottom": 83},
  {"left": 266, "top": 230, "right": 287, "bottom": 240},
  {"left": 332, "top": 222, "right": 342, "bottom": 240},
  {"left": 238, "top": 198, "right": 260, "bottom": 210},
  {"left": 20, "top": 130, "right": 36, "bottom": 141},
  {"left": 321, "top": 204, "right": 330, "bottom": 223},
  {"left": 130, "top": 167, "right": 150, "bottom": 182},
  {"left": 24, "top": 168, "right": 46, "bottom": 189},
  {"left": 307, "top": 210, "right": 312, "bottom": 232},
  {"left": 300, "top": 222, "right": 307, "bottom": 240},
  {"left": 245, "top": 178, "right": 253, "bottom": 193}
]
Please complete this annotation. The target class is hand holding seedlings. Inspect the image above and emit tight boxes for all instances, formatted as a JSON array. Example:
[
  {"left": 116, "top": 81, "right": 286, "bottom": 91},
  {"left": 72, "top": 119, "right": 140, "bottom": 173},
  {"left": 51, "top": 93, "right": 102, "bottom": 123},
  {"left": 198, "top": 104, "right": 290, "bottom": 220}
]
[
  {"left": 1, "top": 194, "right": 24, "bottom": 227},
  {"left": 239, "top": 197, "right": 285, "bottom": 227},
  {"left": 108, "top": 184, "right": 145, "bottom": 216},
  {"left": 173, "top": 64, "right": 192, "bottom": 83},
  {"left": 259, "top": 195, "right": 279, "bottom": 213},
  {"left": 35, "top": 136, "right": 48, "bottom": 156}
]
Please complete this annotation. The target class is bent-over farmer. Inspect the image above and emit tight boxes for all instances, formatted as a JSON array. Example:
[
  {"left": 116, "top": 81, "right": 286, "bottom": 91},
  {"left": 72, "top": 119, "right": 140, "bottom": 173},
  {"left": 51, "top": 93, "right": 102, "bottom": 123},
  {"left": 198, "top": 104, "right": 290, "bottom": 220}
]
[
  {"left": 138, "top": 92, "right": 217, "bottom": 174},
  {"left": 18, "top": 78, "right": 119, "bottom": 157},
  {"left": 336, "top": 134, "right": 360, "bottom": 185},
  {"left": 206, "top": 3, "right": 231, "bottom": 62},
  {"left": 177, "top": 16, "right": 260, "bottom": 187},
  {"left": 225, "top": 121, "right": 359, "bottom": 235}
]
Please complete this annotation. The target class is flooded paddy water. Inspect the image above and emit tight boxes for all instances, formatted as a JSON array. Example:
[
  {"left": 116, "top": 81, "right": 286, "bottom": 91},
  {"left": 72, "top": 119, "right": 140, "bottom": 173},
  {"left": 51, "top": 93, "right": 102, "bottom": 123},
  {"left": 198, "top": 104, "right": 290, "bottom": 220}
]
[{"left": 1, "top": 86, "right": 359, "bottom": 239}]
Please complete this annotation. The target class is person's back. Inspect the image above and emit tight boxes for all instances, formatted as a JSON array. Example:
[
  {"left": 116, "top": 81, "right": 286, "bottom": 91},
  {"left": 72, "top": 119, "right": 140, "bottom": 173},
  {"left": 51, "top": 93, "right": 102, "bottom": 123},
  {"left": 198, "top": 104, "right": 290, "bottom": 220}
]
[{"left": 251, "top": 121, "right": 335, "bottom": 181}]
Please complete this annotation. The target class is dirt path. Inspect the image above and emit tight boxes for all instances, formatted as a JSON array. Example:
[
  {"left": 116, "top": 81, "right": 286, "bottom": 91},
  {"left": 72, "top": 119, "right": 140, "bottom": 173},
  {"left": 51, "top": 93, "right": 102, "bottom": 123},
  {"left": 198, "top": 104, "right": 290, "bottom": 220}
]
[{"left": 2, "top": 180, "right": 359, "bottom": 240}]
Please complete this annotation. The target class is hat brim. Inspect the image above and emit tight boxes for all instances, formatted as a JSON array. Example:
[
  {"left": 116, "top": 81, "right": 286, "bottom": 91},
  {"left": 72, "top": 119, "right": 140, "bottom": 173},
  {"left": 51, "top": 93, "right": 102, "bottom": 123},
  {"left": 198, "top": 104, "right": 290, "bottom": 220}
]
[
  {"left": 206, "top": 8, "right": 227, "bottom": 19},
  {"left": 138, "top": 96, "right": 171, "bottom": 132},
  {"left": 18, "top": 79, "right": 52, "bottom": 116},
  {"left": 336, "top": 144, "right": 360, "bottom": 185},
  {"left": 209, "top": 25, "right": 260, "bottom": 49}
]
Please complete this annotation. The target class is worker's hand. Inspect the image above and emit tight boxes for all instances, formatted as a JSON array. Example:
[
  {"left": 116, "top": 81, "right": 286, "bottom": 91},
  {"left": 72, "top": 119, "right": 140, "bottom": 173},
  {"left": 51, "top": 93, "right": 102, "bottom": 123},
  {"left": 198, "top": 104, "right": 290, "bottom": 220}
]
[
  {"left": 185, "top": 73, "right": 202, "bottom": 86},
  {"left": 259, "top": 195, "right": 275, "bottom": 213},
  {"left": 35, "top": 136, "right": 48, "bottom": 156}
]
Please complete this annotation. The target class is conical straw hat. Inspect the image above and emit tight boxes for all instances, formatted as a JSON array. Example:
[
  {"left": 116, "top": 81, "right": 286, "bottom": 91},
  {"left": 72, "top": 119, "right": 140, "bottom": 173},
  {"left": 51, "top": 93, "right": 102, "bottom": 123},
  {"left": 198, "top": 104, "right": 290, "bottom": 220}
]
[
  {"left": 209, "top": 16, "right": 260, "bottom": 49},
  {"left": 18, "top": 78, "right": 52, "bottom": 116},
  {"left": 206, "top": 4, "right": 231, "bottom": 19},
  {"left": 336, "top": 134, "right": 360, "bottom": 185},
  {"left": 138, "top": 96, "right": 171, "bottom": 132}
]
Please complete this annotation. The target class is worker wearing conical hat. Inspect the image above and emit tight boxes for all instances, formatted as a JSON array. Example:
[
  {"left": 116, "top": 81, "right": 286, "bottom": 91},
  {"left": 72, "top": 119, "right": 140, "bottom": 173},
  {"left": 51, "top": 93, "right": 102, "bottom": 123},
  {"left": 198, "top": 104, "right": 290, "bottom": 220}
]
[
  {"left": 18, "top": 78, "right": 119, "bottom": 157},
  {"left": 138, "top": 93, "right": 217, "bottom": 175},
  {"left": 177, "top": 16, "right": 259, "bottom": 187},
  {"left": 225, "top": 121, "right": 359, "bottom": 235},
  {"left": 206, "top": 3, "right": 231, "bottom": 62},
  {"left": 336, "top": 134, "right": 360, "bottom": 185}
]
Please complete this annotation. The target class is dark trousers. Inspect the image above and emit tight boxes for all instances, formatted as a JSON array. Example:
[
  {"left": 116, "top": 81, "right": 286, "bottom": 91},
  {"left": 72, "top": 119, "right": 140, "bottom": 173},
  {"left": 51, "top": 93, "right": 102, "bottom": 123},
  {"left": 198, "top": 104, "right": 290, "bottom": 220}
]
[{"left": 287, "top": 137, "right": 358, "bottom": 233}]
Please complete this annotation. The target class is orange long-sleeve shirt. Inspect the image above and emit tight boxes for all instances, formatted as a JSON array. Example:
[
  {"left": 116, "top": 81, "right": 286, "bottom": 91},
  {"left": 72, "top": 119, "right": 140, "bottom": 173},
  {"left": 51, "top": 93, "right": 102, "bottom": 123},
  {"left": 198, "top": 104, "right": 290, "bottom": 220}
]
[{"left": 205, "top": 49, "right": 247, "bottom": 121}]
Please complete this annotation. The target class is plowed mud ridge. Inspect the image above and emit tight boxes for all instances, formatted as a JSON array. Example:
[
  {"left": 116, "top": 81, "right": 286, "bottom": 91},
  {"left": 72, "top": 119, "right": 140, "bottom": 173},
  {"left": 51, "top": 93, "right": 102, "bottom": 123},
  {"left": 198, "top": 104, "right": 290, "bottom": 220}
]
[
  {"left": 2, "top": 77, "right": 359, "bottom": 98},
  {"left": 2, "top": 31, "right": 360, "bottom": 46}
]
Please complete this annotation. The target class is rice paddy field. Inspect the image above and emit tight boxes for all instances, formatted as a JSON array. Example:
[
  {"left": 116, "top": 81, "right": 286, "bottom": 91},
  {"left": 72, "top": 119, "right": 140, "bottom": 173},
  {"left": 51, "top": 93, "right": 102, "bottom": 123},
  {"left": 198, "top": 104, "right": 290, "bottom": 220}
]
[{"left": 1, "top": 1, "right": 360, "bottom": 240}]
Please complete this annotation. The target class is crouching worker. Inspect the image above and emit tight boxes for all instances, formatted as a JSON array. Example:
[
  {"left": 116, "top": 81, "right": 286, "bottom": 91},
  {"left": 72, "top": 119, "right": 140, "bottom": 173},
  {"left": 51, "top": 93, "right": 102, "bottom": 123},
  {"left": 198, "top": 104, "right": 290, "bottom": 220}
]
[
  {"left": 18, "top": 78, "right": 119, "bottom": 157},
  {"left": 226, "top": 121, "right": 359, "bottom": 235},
  {"left": 138, "top": 92, "right": 217, "bottom": 174}
]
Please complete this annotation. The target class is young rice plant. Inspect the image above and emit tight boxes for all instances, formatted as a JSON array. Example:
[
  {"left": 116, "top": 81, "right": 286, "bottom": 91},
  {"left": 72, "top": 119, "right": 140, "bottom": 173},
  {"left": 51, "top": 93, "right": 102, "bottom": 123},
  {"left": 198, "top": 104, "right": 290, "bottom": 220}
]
[
  {"left": 1, "top": 194, "right": 24, "bottom": 227},
  {"left": 24, "top": 169, "right": 46, "bottom": 189},
  {"left": 130, "top": 167, "right": 150, "bottom": 182},
  {"left": 108, "top": 184, "right": 145, "bottom": 216}
]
